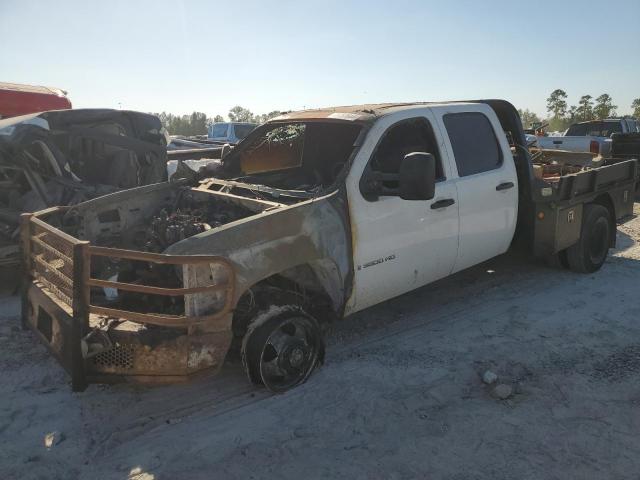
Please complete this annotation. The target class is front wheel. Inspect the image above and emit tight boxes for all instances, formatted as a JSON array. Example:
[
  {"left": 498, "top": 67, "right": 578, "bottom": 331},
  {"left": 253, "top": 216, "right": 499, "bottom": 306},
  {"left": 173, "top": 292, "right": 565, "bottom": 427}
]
[
  {"left": 241, "top": 305, "right": 324, "bottom": 393},
  {"left": 566, "top": 204, "right": 612, "bottom": 273}
]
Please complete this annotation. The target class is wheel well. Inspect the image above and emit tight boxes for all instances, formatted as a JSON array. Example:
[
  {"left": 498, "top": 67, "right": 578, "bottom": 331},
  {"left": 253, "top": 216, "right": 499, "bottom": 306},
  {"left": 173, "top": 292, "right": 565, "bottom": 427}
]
[
  {"left": 591, "top": 194, "right": 616, "bottom": 247},
  {"left": 232, "top": 264, "right": 339, "bottom": 338}
]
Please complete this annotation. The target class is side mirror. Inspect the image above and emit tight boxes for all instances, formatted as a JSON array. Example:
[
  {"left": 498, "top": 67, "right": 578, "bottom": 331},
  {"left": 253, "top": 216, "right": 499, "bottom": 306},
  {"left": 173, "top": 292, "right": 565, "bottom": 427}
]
[{"left": 398, "top": 152, "right": 436, "bottom": 200}]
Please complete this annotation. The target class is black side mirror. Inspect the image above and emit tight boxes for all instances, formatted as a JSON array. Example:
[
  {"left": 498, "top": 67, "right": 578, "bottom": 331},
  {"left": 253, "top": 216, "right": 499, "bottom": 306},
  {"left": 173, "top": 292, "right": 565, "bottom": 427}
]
[
  {"left": 398, "top": 152, "right": 436, "bottom": 200},
  {"left": 360, "top": 151, "right": 437, "bottom": 201}
]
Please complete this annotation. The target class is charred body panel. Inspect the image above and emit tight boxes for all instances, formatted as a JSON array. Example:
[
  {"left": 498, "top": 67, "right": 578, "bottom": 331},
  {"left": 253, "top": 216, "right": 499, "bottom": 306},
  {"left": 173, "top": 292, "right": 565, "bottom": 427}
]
[
  {"left": 166, "top": 186, "right": 354, "bottom": 317},
  {"left": 21, "top": 116, "right": 361, "bottom": 388}
]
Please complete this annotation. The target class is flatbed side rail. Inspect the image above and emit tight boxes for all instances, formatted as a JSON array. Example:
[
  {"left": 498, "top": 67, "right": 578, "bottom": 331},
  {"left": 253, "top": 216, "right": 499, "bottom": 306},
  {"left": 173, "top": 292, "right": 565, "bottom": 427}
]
[{"left": 537, "top": 159, "right": 638, "bottom": 202}]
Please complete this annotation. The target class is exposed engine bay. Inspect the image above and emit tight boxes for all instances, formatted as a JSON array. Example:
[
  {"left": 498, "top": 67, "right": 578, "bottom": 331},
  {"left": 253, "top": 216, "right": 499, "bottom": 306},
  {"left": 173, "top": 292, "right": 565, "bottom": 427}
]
[
  {"left": 138, "top": 189, "right": 253, "bottom": 253},
  {"left": 57, "top": 185, "right": 262, "bottom": 314}
]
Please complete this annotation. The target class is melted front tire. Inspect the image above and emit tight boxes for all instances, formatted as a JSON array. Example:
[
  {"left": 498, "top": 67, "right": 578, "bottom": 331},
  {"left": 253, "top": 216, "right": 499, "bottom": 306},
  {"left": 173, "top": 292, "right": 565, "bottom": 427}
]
[{"left": 241, "top": 305, "right": 324, "bottom": 393}]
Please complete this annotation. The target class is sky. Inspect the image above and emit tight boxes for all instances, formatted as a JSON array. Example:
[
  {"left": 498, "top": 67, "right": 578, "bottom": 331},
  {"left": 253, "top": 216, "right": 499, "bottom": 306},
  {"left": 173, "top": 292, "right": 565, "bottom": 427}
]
[{"left": 1, "top": 0, "right": 639, "bottom": 119}]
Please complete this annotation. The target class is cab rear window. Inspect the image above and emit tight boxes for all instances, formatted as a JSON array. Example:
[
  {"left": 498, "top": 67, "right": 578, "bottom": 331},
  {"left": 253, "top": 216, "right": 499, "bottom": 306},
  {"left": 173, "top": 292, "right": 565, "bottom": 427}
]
[{"left": 566, "top": 122, "right": 622, "bottom": 137}]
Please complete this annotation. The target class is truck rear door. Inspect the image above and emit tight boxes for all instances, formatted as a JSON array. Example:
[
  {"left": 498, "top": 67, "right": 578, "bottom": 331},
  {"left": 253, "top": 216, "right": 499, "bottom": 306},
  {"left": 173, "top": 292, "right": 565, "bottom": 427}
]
[{"left": 431, "top": 104, "right": 519, "bottom": 273}]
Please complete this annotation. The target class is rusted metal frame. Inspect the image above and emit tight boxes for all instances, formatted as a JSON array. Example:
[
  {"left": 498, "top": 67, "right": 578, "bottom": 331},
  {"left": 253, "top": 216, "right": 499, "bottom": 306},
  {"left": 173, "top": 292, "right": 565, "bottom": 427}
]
[
  {"left": 31, "top": 235, "right": 74, "bottom": 265},
  {"left": 88, "top": 245, "right": 230, "bottom": 265},
  {"left": 30, "top": 254, "right": 73, "bottom": 286},
  {"left": 32, "top": 275, "right": 73, "bottom": 307},
  {"left": 87, "top": 278, "right": 228, "bottom": 296},
  {"left": 30, "top": 215, "right": 83, "bottom": 246},
  {"left": 30, "top": 205, "right": 72, "bottom": 219},
  {"left": 206, "top": 177, "right": 312, "bottom": 200},
  {"left": 26, "top": 210, "right": 236, "bottom": 329},
  {"left": 87, "top": 246, "right": 235, "bottom": 327},
  {"left": 194, "top": 181, "right": 284, "bottom": 209},
  {"left": 89, "top": 305, "right": 232, "bottom": 328},
  {"left": 20, "top": 213, "right": 33, "bottom": 330},
  {"left": 70, "top": 241, "right": 90, "bottom": 392}
]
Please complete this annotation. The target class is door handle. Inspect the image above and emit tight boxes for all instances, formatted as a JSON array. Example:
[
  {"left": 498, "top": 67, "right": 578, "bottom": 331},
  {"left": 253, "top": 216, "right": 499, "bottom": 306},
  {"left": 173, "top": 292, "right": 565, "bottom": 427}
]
[
  {"left": 496, "top": 182, "right": 515, "bottom": 191},
  {"left": 553, "top": 140, "right": 563, "bottom": 144},
  {"left": 430, "top": 198, "right": 455, "bottom": 209}
]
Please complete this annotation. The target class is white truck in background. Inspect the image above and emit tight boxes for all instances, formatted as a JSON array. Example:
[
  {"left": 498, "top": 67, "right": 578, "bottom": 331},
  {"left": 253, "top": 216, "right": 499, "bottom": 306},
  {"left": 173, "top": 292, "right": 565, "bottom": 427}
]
[
  {"left": 536, "top": 118, "right": 640, "bottom": 155},
  {"left": 208, "top": 122, "right": 257, "bottom": 144}
]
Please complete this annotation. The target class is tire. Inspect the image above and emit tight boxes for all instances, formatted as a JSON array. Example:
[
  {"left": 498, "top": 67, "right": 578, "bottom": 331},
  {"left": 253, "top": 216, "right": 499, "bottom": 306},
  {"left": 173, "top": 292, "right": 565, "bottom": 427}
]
[
  {"left": 566, "top": 204, "right": 612, "bottom": 273},
  {"left": 241, "top": 305, "right": 324, "bottom": 393}
]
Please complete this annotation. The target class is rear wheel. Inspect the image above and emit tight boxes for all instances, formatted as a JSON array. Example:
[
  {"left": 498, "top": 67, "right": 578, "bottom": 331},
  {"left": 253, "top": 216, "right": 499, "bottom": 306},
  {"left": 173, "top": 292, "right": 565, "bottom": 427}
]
[
  {"left": 566, "top": 204, "right": 612, "bottom": 273},
  {"left": 241, "top": 305, "right": 324, "bottom": 393}
]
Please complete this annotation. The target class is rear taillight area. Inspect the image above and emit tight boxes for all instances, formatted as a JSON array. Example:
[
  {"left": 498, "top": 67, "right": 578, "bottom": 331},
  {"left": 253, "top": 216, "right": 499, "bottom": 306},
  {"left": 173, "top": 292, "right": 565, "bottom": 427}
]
[{"left": 590, "top": 140, "right": 600, "bottom": 155}]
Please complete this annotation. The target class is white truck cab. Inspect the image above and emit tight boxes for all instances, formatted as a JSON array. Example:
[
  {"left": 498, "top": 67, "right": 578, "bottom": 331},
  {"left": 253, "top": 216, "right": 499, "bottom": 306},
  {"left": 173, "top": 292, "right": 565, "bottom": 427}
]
[{"left": 345, "top": 103, "right": 518, "bottom": 312}]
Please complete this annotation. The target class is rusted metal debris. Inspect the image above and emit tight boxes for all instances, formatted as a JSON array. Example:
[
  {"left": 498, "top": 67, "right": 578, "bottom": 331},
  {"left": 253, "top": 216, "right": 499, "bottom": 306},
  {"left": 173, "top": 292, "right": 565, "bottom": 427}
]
[{"left": 0, "top": 109, "right": 168, "bottom": 292}]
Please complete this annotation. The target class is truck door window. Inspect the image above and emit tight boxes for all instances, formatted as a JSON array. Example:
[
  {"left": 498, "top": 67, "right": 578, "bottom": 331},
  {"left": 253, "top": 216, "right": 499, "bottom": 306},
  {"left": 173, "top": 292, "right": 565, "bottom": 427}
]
[
  {"left": 369, "top": 117, "right": 444, "bottom": 179},
  {"left": 443, "top": 112, "right": 502, "bottom": 177}
]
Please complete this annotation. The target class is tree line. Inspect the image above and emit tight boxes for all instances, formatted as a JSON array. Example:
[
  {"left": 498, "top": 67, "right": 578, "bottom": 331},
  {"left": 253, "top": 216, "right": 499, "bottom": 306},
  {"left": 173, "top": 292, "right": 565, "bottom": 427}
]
[
  {"left": 521, "top": 90, "right": 640, "bottom": 132},
  {"left": 154, "top": 106, "right": 282, "bottom": 136}
]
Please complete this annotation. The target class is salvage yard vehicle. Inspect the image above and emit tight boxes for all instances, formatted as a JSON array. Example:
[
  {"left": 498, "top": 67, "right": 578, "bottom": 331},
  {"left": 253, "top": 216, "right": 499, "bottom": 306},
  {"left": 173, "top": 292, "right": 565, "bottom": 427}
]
[
  {"left": 208, "top": 122, "right": 257, "bottom": 144},
  {"left": 21, "top": 100, "right": 638, "bottom": 392},
  {"left": 0, "top": 109, "right": 168, "bottom": 292},
  {"left": 0, "top": 82, "right": 72, "bottom": 119},
  {"left": 536, "top": 118, "right": 640, "bottom": 156}
]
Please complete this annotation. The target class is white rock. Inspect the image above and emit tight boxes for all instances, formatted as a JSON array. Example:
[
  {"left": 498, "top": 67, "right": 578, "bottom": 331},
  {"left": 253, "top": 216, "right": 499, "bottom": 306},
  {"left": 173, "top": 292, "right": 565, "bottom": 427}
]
[
  {"left": 44, "top": 431, "right": 64, "bottom": 448},
  {"left": 482, "top": 370, "right": 498, "bottom": 385}
]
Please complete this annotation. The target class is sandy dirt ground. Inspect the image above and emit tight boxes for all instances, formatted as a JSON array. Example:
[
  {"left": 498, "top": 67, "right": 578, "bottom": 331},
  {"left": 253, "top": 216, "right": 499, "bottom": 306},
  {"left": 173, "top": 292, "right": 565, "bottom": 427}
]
[{"left": 2, "top": 205, "right": 640, "bottom": 480}]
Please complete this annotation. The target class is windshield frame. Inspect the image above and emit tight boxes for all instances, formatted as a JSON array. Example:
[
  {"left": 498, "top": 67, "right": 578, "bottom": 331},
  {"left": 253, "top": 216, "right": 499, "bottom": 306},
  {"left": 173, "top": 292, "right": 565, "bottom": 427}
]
[{"left": 221, "top": 119, "right": 368, "bottom": 193}]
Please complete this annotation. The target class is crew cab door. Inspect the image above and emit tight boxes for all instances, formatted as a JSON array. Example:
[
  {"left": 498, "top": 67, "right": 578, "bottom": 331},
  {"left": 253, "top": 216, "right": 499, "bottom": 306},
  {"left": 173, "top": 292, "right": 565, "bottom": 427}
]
[
  {"left": 345, "top": 110, "right": 460, "bottom": 313},
  {"left": 432, "top": 105, "right": 518, "bottom": 272}
]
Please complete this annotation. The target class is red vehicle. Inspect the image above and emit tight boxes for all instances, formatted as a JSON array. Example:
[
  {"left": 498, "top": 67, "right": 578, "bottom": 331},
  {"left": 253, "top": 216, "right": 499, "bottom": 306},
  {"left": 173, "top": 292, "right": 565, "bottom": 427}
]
[{"left": 0, "top": 82, "right": 71, "bottom": 118}]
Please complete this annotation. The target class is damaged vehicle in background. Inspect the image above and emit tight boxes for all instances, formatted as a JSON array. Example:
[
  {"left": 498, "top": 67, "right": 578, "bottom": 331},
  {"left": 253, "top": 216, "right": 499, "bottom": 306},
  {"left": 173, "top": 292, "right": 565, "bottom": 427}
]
[
  {"left": 0, "top": 109, "right": 168, "bottom": 292},
  {"left": 20, "top": 100, "right": 637, "bottom": 393}
]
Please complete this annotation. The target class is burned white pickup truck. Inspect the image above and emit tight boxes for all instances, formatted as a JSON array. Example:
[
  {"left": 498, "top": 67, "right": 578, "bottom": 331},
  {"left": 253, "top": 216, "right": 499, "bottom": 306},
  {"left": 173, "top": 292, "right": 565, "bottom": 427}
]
[{"left": 21, "top": 100, "right": 637, "bottom": 392}]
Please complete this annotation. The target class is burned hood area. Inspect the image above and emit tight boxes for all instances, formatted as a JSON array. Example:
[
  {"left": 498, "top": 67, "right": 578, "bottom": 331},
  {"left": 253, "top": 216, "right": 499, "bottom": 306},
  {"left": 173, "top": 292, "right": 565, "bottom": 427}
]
[{"left": 0, "top": 109, "right": 168, "bottom": 284}]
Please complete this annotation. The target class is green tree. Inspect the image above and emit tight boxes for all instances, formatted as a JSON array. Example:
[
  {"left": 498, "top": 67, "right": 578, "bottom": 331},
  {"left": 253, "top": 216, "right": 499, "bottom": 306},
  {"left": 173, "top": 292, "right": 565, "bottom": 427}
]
[
  {"left": 517, "top": 108, "right": 540, "bottom": 128},
  {"left": 228, "top": 106, "right": 255, "bottom": 122},
  {"left": 576, "top": 95, "right": 594, "bottom": 121},
  {"left": 153, "top": 111, "right": 211, "bottom": 135},
  {"left": 254, "top": 110, "right": 282, "bottom": 124},
  {"left": 546, "top": 89, "right": 568, "bottom": 119},
  {"left": 213, "top": 114, "right": 224, "bottom": 123},
  {"left": 631, "top": 98, "right": 640, "bottom": 118},
  {"left": 593, "top": 94, "right": 617, "bottom": 119}
]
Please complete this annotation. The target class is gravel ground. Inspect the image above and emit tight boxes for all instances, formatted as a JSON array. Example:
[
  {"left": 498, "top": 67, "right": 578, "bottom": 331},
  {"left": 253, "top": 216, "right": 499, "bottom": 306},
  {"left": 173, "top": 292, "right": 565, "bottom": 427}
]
[{"left": 1, "top": 205, "right": 640, "bottom": 480}]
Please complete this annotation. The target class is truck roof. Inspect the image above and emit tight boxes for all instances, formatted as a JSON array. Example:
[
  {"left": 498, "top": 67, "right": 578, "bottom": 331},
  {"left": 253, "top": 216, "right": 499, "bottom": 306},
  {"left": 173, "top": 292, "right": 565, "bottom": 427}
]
[
  {"left": 272, "top": 101, "right": 479, "bottom": 124},
  {"left": 572, "top": 118, "right": 631, "bottom": 125}
]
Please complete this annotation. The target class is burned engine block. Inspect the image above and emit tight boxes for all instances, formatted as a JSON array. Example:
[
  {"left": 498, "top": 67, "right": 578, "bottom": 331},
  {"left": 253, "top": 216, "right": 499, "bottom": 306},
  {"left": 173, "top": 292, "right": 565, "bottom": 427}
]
[{"left": 141, "top": 190, "right": 253, "bottom": 252}]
